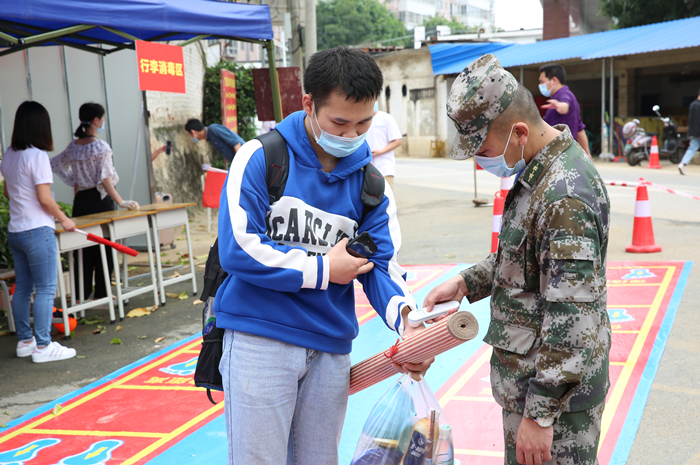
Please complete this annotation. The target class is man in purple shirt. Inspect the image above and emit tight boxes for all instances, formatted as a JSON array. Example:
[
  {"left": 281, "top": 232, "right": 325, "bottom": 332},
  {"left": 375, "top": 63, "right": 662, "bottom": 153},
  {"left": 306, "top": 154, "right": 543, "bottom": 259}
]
[{"left": 538, "top": 64, "right": 591, "bottom": 157}]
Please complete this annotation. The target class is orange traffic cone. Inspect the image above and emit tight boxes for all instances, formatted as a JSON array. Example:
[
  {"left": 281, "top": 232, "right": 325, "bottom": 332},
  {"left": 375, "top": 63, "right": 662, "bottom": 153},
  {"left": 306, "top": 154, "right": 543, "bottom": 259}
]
[
  {"left": 647, "top": 136, "right": 662, "bottom": 169},
  {"left": 626, "top": 180, "right": 662, "bottom": 253},
  {"left": 500, "top": 177, "right": 513, "bottom": 199},
  {"left": 491, "top": 191, "right": 505, "bottom": 253}
]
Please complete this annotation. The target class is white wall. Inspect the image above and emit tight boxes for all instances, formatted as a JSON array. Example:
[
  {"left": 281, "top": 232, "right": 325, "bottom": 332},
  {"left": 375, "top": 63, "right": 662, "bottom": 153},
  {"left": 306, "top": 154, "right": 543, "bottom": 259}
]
[{"left": 0, "top": 45, "right": 152, "bottom": 209}]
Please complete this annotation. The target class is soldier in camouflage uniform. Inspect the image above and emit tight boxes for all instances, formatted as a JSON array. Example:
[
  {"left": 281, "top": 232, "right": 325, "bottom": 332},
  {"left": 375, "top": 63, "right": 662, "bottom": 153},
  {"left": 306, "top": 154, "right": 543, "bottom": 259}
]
[{"left": 425, "top": 54, "right": 611, "bottom": 465}]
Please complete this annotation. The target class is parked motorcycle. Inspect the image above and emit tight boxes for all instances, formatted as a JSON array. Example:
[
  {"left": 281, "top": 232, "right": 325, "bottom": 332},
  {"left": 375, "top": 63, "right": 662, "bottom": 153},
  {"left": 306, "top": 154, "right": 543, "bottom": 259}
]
[{"left": 625, "top": 105, "right": 684, "bottom": 166}]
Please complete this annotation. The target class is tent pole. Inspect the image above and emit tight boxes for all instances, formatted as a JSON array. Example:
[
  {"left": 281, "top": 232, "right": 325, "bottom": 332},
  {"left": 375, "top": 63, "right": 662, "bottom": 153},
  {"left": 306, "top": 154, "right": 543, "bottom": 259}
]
[
  {"left": 266, "top": 40, "right": 283, "bottom": 123},
  {"left": 609, "top": 57, "right": 614, "bottom": 156},
  {"left": 100, "top": 46, "right": 113, "bottom": 147},
  {"left": 519, "top": 66, "right": 524, "bottom": 85},
  {"left": 24, "top": 50, "right": 33, "bottom": 101},
  {"left": 179, "top": 35, "right": 209, "bottom": 47},
  {"left": 0, "top": 101, "right": 5, "bottom": 153},
  {"left": 129, "top": 100, "right": 145, "bottom": 200},
  {"left": 21, "top": 24, "right": 94, "bottom": 44},
  {"left": 601, "top": 58, "right": 605, "bottom": 156},
  {"left": 0, "top": 30, "right": 19, "bottom": 44},
  {"left": 60, "top": 46, "right": 74, "bottom": 137},
  {"left": 99, "top": 26, "right": 140, "bottom": 43},
  {"left": 142, "top": 91, "right": 156, "bottom": 202}
]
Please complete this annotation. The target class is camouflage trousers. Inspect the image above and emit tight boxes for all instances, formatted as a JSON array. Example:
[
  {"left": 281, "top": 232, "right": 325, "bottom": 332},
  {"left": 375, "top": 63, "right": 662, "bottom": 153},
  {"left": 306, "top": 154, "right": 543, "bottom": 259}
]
[{"left": 502, "top": 402, "right": 605, "bottom": 465}]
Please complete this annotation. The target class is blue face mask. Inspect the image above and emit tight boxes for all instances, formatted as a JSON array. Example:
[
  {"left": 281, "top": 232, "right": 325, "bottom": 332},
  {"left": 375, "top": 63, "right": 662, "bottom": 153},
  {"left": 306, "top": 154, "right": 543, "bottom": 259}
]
[
  {"left": 474, "top": 124, "right": 526, "bottom": 178},
  {"left": 311, "top": 106, "right": 367, "bottom": 158},
  {"left": 539, "top": 82, "right": 552, "bottom": 98},
  {"left": 373, "top": 101, "right": 379, "bottom": 112},
  {"left": 91, "top": 121, "right": 105, "bottom": 134},
  {"left": 191, "top": 137, "right": 200, "bottom": 144}
]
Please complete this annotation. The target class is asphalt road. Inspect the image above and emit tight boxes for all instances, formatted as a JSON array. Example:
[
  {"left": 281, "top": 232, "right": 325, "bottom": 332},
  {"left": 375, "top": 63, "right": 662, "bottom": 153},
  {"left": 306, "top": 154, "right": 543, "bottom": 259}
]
[{"left": 1, "top": 156, "right": 699, "bottom": 463}]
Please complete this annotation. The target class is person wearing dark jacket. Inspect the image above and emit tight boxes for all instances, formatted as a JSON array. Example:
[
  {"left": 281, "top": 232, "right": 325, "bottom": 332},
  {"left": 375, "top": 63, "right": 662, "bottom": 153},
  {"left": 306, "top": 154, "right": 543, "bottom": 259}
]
[
  {"left": 678, "top": 88, "right": 700, "bottom": 175},
  {"left": 185, "top": 119, "right": 245, "bottom": 163}
]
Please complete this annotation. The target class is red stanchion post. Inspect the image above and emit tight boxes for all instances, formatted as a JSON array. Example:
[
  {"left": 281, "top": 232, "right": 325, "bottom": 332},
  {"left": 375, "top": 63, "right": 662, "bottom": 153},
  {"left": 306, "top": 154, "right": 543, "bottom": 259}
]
[{"left": 491, "top": 191, "right": 505, "bottom": 253}]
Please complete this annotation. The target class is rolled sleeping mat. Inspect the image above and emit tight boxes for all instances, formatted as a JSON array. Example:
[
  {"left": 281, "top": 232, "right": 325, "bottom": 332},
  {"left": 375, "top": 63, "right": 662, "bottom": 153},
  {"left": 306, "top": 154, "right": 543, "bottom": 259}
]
[{"left": 349, "top": 311, "right": 479, "bottom": 395}]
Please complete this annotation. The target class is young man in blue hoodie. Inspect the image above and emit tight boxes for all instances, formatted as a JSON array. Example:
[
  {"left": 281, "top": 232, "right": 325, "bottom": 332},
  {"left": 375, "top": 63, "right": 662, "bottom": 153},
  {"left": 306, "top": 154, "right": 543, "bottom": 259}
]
[{"left": 215, "top": 47, "right": 434, "bottom": 464}]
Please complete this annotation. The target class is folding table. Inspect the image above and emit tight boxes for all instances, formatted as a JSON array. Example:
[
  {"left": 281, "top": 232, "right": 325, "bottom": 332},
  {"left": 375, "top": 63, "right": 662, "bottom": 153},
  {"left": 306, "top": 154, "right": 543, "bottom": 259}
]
[
  {"left": 140, "top": 202, "right": 198, "bottom": 306},
  {"left": 54, "top": 217, "right": 116, "bottom": 338},
  {"left": 85, "top": 209, "right": 159, "bottom": 320}
]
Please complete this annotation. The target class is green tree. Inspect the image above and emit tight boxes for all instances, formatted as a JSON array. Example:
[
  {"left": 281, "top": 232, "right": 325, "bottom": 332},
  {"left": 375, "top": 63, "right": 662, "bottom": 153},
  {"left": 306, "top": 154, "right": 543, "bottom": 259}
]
[
  {"left": 317, "top": 0, "right": 408, "bottom": 49},
  {"left": 202, "top": 61, "right": 257, "bottom": 143},
  {"left": 421, "top": 15, "right": 476, "bottom": 35},
  {"left": 600, "top": 0, "right": 700, "bottom": 28}
]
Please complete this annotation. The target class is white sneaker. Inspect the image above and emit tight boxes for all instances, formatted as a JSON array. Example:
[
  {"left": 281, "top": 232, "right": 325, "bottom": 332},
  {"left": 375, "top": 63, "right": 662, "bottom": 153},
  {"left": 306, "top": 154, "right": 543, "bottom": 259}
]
[
  {"left": 31, "top": 342, "right": 77, "bottom": 363},
  {"left": 678, "top": 163, "right": 687, "bottom": 175},
  {"left": 16, "top": 338, "right": 37, "bottom": 358}
]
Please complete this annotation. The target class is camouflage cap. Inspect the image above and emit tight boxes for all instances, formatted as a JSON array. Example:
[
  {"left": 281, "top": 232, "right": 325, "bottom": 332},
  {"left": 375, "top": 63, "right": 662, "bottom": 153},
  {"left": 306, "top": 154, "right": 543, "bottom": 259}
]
[{"left": 447, "top": 54, "right": 518, "bottom": 160}]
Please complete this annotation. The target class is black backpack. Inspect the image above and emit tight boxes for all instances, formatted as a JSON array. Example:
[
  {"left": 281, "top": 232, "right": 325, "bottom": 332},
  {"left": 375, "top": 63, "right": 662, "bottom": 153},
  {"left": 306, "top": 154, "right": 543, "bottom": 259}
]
[{"left": 194, "top": 130, "right": 385, "bottom": 403}]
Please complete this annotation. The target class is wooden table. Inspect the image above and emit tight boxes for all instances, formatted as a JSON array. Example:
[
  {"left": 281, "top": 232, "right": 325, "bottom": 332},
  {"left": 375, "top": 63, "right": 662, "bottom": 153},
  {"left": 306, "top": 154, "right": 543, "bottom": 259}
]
[
  {"left": 78, "top": 209, "right": 159, "bottom": 320},
  {"left": 55, "top": 217, "right": 116, "bottom": 337},
  {"left": 140, "top": 203, "right": 198, "bottom": 305}
]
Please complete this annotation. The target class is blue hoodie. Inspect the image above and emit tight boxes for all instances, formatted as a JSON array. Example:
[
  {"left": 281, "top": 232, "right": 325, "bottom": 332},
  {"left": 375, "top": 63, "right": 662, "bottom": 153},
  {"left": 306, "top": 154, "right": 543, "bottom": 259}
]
[{"left": 214, "top": 111, "right": 416, "bottom": 354}]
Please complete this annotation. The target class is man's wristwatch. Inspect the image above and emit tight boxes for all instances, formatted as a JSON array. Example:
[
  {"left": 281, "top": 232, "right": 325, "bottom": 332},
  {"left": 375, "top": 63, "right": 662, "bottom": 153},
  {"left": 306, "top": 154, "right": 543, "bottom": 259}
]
[{"left": 533, "top": 417, "right": 554, "bottom": 428}]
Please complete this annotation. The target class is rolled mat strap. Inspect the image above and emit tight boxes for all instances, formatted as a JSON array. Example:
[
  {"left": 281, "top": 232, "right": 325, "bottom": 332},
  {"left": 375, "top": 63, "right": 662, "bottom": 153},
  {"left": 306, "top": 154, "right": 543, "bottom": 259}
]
[{"left": 349, "top": 311, "right": 479, "bottom": 395}]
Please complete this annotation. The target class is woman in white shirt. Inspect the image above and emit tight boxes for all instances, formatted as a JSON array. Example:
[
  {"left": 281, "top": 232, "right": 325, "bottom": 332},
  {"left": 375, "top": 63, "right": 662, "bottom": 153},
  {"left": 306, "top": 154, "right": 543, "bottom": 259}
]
[
  {"left": 1, "top": 101, "right": 77, "bottom": 363},
  {"left": 51, "top": 103, "right": 138, "bottom": 302}
]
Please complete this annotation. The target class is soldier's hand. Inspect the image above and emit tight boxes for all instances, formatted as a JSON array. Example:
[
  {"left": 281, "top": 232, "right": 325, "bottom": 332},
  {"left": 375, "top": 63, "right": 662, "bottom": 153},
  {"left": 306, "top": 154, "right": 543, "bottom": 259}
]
[
  {"left": 328, "top": 238, "right": 374, "bottom": 285},
  {"left": 516, "top": 418, "right": 553, "bottom": 465},
  {"left": 423, "top": 275, "right": 468, "bottom": 315}
]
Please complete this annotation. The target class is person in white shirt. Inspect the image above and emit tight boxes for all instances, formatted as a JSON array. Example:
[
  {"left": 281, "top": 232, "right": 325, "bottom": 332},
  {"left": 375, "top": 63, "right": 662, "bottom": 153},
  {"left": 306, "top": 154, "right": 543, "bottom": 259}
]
[
  {"left": 365, "top": 102, "right": 403, "bottom": 189},
  {"left": 1, "top": 101, "right": 77, "bottom": 363},
  {"left": 51, "top": 103, "right": 139, "bottom": 302}
]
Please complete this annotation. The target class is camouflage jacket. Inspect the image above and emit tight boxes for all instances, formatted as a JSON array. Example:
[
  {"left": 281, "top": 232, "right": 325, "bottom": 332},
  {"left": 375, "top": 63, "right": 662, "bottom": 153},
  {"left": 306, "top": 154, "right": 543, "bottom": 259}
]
[{"left": 461, "top": 126, "right": 611, "bottom": 423}]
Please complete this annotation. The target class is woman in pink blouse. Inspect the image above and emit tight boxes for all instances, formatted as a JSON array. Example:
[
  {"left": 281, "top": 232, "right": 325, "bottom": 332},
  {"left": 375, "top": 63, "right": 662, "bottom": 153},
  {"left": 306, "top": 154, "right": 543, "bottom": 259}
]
[{"left": 51, "top": 103, "right": 139, "bottom": 302}]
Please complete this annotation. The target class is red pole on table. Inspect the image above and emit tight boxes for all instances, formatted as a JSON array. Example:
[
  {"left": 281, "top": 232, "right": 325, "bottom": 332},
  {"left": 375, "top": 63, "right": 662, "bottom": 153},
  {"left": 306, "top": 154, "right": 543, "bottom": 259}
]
[{"left": 75, "top": 229, "right": 139, "bottom": 257}]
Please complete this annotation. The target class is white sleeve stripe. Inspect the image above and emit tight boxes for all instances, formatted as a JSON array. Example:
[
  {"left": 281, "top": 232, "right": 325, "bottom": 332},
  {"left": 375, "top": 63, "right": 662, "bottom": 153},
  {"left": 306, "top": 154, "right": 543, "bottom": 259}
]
[
  {"left": 382, "top": 182, "right": 417, "bottom": 331},
  {"left": 226, "top": 140, "right": 315, "bottom": 277},
  {"left": 321, "top": 254, "right": 330, "bottom": 291},
  {"left": 302, "top": 255, "right": 318, "bottom": 289}
]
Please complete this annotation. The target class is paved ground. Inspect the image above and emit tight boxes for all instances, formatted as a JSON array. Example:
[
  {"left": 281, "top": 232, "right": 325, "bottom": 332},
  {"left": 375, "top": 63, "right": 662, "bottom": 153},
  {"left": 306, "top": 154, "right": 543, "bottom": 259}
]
[{"left": 1, "top": 155, "right": 699, "bottom": 463}]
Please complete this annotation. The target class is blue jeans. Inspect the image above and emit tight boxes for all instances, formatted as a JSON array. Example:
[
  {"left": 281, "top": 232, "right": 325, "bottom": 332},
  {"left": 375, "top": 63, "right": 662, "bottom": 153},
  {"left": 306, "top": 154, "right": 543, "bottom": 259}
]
[
  {"left": 219, "top": 330, "right": 351, "bottom": 465},
  {"left": 8, "top": 226, "right": 58, "bottom": 347},
  {"left": 681, "top": 137, "right": 700, "bottom": 165}
]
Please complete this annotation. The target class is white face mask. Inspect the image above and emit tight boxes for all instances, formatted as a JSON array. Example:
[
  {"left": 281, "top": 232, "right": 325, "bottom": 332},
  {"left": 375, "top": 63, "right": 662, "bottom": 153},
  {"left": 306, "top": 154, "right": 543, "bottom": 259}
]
[
  {"left": 474, "top": 124, "right": 526, "bottom": 178},
  {"left": 311, "top": 105, "right": 368, "bottom": 158}
]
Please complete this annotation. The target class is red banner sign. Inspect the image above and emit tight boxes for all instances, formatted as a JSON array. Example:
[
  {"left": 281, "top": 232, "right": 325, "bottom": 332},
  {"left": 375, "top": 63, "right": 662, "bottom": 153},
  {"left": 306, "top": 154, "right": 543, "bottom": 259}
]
[
  {"left": 220, "top": 69, "right": 238, "bottom": 132},
  {"left": 135, "top": 41, "right": 186, "bottom": 94}
]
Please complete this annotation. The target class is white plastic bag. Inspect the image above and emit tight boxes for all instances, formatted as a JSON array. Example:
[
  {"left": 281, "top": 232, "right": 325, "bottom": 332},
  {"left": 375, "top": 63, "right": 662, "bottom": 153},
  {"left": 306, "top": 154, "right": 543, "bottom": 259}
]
[{"left": 350, "top": 375, "right": 455, "bottom": 465}]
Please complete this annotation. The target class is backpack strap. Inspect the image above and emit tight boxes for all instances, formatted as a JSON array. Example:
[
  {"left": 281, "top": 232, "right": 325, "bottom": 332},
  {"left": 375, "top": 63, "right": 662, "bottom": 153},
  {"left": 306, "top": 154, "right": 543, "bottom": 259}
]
[
  {"left": 256, "top": 129, "right": 385, "bottom": 223},
  {"left": 256, "top": 130, "right": 289, "bottom": 205}
]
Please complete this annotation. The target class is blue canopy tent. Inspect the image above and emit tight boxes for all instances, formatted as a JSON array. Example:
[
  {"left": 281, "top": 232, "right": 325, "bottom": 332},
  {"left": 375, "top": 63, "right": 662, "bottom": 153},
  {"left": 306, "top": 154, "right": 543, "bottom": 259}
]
[{"left": 0, "top": 0, "right": 282, "bottom": 121}]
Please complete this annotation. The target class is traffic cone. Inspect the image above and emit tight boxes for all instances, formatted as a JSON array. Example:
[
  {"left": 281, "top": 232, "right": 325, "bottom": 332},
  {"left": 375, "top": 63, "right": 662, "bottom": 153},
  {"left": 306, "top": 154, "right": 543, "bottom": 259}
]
[
  {"left": 626, "top": 180, "right": 662, "bottom": 253},
  {"left": 491, "top": 191, "right": 505, "bottom": 253},
  {"left": 500, "top": 177, "right": 514, "bottom": 199},
  {"left": 647, "top": 136, "right": 662, "bottom": 169}
]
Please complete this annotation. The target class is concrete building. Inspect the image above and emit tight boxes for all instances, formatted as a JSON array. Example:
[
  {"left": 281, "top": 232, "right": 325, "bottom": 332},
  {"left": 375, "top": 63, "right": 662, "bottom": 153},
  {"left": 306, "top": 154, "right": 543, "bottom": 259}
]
[
  {"left": 457, "top": 0, "right": 494, "bottom": 29},
  {"left": 372, "top": 16, "right": 700, "bottom": 158},
  {"left": 207, "top": 26, "right": 287, "bottom": 67},
  {"left": 542, "top": 0, "right": 611, "bottom": 40},
  {"left": 145, "top": 43, "right": 211, "bottom": 205},
  {"left": 382, "top": 0, "right": 494, "bottom": 31}
]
